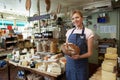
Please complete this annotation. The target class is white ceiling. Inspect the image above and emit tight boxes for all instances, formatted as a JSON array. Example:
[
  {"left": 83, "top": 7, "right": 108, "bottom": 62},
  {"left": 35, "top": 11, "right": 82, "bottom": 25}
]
[{"left": 0, "top": 0, "right": 111, "bottom": 21}]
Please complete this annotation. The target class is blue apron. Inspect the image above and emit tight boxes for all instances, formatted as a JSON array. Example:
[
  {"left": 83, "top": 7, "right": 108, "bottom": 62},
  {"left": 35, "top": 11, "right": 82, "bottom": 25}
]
[{"left": 66, "top": 27, "right": 88, "bottom": 80}]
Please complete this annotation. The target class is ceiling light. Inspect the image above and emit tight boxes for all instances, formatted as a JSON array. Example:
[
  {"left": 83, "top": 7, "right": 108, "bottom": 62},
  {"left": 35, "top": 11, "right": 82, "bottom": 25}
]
[{"left": 115, "top": 0, "right": 118, "bottom": 2}]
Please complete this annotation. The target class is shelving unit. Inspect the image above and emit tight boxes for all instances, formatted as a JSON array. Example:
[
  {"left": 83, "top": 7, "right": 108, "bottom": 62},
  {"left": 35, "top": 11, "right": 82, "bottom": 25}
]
[
  {"left": 97, "top": 38, "right": 117, "bottom": 65},
  {"left": 1, "top": 35, "right": 18, "bottom": 50}
]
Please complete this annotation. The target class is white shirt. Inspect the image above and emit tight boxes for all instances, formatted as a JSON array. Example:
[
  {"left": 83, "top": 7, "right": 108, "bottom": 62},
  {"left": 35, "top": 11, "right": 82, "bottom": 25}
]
[{"left": 66, "top": 27, "right": 94, "bottom": 40}]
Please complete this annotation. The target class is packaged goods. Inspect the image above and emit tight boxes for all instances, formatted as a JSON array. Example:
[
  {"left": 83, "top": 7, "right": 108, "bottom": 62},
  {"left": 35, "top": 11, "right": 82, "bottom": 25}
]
[
  {"left": 102, "top": 59, "right": 117, "bottom": 72},
  {"left": 106, "top": 47, "right": 117, "bottom": 54},
  {"left": 105, "top": 53, "right": 118, "bottom": 59},
  {"left": 102, "top": 70, "right": 116, "bottom": 80}
]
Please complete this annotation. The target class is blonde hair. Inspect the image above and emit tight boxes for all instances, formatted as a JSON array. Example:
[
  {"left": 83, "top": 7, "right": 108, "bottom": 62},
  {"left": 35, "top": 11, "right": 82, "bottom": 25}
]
[{"left": 70, "top": 10, "right": 83, "bottom": 18}]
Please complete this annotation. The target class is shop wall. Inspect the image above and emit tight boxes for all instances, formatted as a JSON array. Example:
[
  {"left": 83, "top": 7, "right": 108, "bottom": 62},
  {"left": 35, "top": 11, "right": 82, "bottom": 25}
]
[{"left": 87, "top": 9, "right": 120, "bottom": 64}]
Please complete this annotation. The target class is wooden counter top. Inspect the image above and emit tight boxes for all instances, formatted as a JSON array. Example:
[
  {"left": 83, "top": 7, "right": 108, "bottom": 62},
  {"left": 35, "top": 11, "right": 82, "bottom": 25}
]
[{"left": 8, "top": 60, "right": 62, "bottom": 80}]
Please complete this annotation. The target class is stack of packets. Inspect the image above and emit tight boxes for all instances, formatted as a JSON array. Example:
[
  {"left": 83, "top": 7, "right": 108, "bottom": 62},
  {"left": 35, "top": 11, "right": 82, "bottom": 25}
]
[
  {"left": 102, "top": 47, "right": 118, "bottom": 80},
  {"left": 89, "top": 47, "right": 118, "bottom": 80}
]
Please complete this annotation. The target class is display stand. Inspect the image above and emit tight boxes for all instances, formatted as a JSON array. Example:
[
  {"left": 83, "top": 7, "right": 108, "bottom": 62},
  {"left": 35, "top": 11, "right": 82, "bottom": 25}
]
[{"left": 8, "top": 61, "right": 63, "bottom": 80}]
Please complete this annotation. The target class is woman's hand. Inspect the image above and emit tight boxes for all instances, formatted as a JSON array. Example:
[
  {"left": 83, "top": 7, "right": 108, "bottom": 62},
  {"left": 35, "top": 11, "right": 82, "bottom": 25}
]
[{"left": 71, "top": 54, "right": 80, "bottom": 59}]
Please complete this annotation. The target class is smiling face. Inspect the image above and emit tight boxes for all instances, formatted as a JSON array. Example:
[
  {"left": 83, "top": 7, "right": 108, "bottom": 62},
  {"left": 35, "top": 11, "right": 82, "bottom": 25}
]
[{"left": 71, "top": 10, "right": 83, "bottom": 28}]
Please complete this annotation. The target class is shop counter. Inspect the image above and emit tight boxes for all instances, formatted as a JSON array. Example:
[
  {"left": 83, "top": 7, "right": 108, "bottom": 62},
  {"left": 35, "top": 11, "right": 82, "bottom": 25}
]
[{"left": 8, "top": 60, "right": 63, "bottom": 80}]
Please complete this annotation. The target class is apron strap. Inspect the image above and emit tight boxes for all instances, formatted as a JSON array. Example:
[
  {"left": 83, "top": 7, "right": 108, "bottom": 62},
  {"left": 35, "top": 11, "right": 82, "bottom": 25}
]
[
  {"left": 70, "top": 28, "right": 76, "bottom": 34},
  {"left": 68, "top": 28, "right": 76, "bottom": 39},
  {"left": 82, "top": 26, "right": 85, "bottom": 35}
]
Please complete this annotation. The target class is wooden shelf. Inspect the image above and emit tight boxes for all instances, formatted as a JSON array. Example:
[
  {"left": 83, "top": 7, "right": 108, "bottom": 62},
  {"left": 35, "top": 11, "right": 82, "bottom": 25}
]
[{"left": 1, "top": 35, "right": 18, "bottom": 50}]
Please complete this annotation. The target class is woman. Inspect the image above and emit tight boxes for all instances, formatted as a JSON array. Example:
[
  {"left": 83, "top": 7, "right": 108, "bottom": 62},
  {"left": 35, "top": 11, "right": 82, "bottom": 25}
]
[{"left": 65, "top": 10, "right": 94, "bottom": 80}]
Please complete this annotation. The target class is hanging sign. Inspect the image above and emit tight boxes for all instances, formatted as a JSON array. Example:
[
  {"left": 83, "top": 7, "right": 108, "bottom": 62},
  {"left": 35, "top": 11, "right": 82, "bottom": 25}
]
[{"left": 27, "top": 14, "right": 50, "bottom": 22}]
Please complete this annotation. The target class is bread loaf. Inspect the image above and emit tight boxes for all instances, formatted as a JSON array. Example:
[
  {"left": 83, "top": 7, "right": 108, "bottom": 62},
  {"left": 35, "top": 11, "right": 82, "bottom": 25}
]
[
  {"left": 25, "top": 0, "right": 31, "bottom": 11},
  {"left": 50, "top": 41, "right": 58, "bottom": 53},
  {"left": 61, "top": 43, "right": 80, "bottom": 56},
  {"left": 45, "top": 0, "right": 51, "bottom": 12}
]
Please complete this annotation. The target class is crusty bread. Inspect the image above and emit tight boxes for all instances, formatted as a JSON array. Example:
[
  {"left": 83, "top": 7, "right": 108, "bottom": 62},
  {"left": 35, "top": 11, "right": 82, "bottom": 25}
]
[
  {"left": 45, "top": 0, "right": 51, "bottom": 12},
  {"left": 25, "top": 0, "right": 31, "bottom": 11},
  {"left": 61, "top": 43, "right": 80, "bottom": 56}
]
